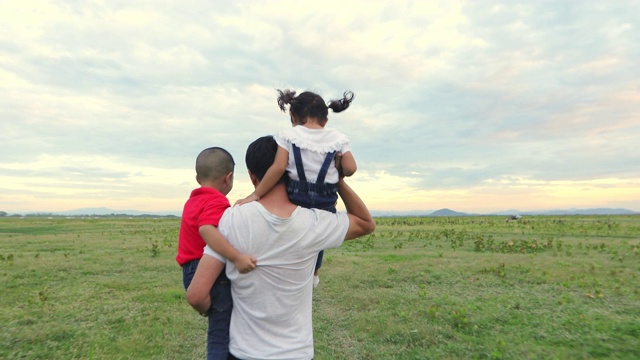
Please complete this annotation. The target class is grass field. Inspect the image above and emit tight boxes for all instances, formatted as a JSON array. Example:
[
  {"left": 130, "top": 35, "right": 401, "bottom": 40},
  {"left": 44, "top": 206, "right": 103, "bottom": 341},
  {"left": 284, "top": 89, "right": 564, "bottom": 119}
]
[{"left": 1, "top": 215, "right": 639, "bottom": 359}]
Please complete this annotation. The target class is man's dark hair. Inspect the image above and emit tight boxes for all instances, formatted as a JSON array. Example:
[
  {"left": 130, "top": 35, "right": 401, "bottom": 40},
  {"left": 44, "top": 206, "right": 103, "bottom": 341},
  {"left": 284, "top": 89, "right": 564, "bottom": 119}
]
[{"left": 245, "top": 136, "right": 286, "bottom": 183}]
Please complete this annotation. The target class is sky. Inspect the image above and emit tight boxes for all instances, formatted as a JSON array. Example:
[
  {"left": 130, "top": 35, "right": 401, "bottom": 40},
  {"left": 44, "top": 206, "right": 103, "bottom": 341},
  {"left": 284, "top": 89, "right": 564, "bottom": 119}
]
[{"left": 1, "top": 0, "right": 639, "bottom": 215}]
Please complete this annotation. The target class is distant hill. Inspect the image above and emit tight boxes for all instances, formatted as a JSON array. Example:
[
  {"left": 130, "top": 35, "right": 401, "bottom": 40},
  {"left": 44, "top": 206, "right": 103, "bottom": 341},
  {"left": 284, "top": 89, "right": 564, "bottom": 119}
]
[
  {"left": 23, "top": 207, "right": 181, "bottom": 217},
  {"left": 430, "top": 208, "right": 470, "bottom": 217},
  {"left": 371, "top": 210, "right": 434, "bottom": 217},
  {"left": 526, "top": 208, "right": 637, "bottom": 216},
  {"left": 372, "top": 208, "right": 471, "bottom": 217},
  {"left": 7, "top": 207, "right": 638, "bottom": 218},
  {"left": 373, "top": 207, "right": 637, "bottom": 217}
]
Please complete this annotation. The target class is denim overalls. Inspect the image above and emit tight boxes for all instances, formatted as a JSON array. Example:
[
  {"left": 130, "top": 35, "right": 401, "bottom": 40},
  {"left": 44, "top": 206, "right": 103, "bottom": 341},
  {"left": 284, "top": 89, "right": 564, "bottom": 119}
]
[
  {"left": 286, "top": 144, "right": 338, "bottom": 272},
  {"left": 287, "top": 144, "right": 339, "bottom": 212}
]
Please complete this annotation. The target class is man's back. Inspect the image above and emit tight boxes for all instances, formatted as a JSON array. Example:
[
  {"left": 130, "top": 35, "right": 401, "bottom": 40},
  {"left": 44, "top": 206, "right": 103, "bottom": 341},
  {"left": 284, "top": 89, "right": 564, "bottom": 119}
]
[
  {"left": 187, "top": 135, "right": 375, "bottom": 359},
  {"left": 210, "top": 202, "right": 349, "bottom": 359}
]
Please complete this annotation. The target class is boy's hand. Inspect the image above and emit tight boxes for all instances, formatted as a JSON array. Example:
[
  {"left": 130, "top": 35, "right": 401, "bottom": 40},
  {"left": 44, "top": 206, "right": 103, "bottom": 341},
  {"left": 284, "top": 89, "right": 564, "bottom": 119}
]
[
  {"left": 234, "top": 193, "right": 260, "bottom": 206},
  {"left": 233, "top": 253, "right": 258, "bottom": 274}
]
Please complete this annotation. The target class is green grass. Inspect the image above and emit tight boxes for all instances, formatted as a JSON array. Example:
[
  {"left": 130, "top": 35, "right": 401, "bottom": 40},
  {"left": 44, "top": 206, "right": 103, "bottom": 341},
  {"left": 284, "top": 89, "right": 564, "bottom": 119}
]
[{"left": 1, "top": 215, "right": 639, "bottom": 359}]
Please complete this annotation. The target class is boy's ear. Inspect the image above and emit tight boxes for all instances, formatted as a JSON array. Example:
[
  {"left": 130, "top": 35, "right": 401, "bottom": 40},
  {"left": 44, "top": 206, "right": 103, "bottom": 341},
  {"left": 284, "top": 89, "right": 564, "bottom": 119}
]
[
  {"left": 195, "top": 175, "right": 202, "bottom": 185},
  {"left": 224, "top": 172, "right": 233, "bottom": 184}
]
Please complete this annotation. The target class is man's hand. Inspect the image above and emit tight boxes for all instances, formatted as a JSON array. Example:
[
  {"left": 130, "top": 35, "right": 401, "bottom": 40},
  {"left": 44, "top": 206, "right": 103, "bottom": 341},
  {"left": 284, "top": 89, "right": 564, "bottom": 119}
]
[
  {"left": 233, "top": 253, "right": 258, "bottom": 274},
  {"left": 335, "top": 152, "right": 345, "bottom": 178},
  {"left": 336, "top": 151, "right": 356, "bottom": 177}
]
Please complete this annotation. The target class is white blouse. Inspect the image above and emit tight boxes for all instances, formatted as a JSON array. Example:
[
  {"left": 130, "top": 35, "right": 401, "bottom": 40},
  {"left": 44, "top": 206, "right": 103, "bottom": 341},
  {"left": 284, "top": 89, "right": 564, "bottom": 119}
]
[{"left": 275, "top": 126, "right": 351, "bottom": 185}]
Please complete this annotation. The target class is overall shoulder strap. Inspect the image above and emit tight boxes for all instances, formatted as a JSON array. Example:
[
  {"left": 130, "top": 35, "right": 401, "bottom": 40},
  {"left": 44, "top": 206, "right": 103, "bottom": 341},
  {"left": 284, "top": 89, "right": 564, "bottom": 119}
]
[
  {"left": 316, "top": 151, "right": 337, "bottom": 185},
  {"left": 291, "top": 144, "right": 307, "bottom": 182}
]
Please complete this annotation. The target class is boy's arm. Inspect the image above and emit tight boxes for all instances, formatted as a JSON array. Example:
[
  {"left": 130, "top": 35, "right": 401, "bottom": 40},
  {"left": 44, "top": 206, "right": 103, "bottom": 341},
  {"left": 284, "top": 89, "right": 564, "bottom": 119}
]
[
  {"left": 337, "top": 178, "right": 376, "bottom": 240},
  {"left": 235, "top": 146, "right": 289, "bottom": 205},
  {"left": 186, "top": 253, "right": 224, "bottom": 314},
  {"left": 199, "top": 225, "right": 256, "bottom": 273},
  {"left": 338, "top": 151, "right": 357, "bottom": 177}
]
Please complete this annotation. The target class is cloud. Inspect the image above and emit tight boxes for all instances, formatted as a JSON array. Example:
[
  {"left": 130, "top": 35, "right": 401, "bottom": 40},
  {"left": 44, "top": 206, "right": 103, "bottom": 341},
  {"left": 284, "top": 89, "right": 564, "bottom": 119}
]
[{"left": 1, "top": 0, "right": 639, "bottom": 213}]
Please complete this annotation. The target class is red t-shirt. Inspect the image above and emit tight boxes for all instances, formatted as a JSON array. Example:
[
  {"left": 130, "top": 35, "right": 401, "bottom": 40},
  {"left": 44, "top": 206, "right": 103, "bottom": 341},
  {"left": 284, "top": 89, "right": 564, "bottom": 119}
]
[{"left": 176, "top": 187, "right": 230, "bottom": 266}]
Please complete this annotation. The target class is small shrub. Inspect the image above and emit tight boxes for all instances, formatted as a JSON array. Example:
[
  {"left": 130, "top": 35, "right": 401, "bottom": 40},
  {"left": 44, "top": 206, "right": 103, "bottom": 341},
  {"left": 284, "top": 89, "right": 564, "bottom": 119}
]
[{"left": 150, "top": 242, "right": 159, "bottom": 257}]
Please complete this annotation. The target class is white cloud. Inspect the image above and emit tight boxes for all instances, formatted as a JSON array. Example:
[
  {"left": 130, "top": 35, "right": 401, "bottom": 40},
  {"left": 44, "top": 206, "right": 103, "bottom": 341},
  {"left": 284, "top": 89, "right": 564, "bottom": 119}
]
[{"left": 1, "top": 0, "right": 640, "bottom": 213}]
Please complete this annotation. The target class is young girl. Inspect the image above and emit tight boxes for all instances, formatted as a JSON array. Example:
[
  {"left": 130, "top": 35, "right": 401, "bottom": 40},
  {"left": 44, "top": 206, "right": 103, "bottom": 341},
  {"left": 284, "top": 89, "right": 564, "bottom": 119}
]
[{"left": 236, "top": 89, "right": 357, "bottom": 287}]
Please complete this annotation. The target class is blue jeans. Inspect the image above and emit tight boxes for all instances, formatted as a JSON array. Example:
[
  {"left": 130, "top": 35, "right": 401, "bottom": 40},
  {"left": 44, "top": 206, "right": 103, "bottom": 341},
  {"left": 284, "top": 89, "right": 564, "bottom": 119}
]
[{"left": 182, "top": 259, "right": 232, "bottom": 360}]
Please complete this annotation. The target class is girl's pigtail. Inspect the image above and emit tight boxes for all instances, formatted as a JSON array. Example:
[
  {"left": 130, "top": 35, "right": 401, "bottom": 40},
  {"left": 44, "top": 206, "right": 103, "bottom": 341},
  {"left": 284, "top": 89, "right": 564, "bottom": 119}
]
[
  {"left": 327, "top": 91, "right": 354, "bottom": 113},
  {"left": 277, "top": 89, "right": 297, "bottom": 112}
]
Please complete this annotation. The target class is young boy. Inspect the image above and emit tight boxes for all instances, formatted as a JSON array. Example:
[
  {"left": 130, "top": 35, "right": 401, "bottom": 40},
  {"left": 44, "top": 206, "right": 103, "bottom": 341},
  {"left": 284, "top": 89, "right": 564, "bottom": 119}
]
[{"left": 176, "top": 146, "right": 256, "bottom": 360}]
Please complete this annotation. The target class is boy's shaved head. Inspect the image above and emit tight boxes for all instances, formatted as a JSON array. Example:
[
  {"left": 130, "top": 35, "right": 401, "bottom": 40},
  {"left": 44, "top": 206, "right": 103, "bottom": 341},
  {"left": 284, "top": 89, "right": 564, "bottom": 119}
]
[{"left": 196, "top": 147, "right": 235, "bottom": 181}]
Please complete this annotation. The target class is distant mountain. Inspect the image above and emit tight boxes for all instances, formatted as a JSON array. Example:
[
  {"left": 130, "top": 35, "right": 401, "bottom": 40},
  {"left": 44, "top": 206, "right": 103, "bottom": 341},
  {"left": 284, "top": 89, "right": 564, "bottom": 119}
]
[
  {"left": 489, "top": 209, "right": 523, "bottom": 216},
  {"left": 9, "top": 207, "right": 637, "bottom": 218},
  {"left": 371, "top": 208, "right": 471, "bottom": 217},
  {"left": 430, "top": 208, "right": 470, "bottom": 217},
  {"left": 373, "top": 207, "right": 637, "bottom": 217},
  {"left": 47, "top": 207, "right": 181, "bottom": 217},
  {"left": 371, "top": 210, "right": 434, "bottom": 217},
  {"left": 522, "top": 208, "right": 638, "bottom": 216}
]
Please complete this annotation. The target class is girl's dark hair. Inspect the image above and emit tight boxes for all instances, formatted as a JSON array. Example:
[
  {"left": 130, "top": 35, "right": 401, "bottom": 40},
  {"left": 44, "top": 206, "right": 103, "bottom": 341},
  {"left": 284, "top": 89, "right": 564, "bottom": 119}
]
[{"left": 277, "top": 89, "right": 354, "bottom": 126}]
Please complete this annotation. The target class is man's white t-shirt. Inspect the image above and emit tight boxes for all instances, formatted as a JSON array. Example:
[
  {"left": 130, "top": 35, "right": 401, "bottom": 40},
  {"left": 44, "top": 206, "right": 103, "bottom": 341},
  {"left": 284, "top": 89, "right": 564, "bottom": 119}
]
[{"left": 204, "top": 202, "right": 350, "bottom": 360}]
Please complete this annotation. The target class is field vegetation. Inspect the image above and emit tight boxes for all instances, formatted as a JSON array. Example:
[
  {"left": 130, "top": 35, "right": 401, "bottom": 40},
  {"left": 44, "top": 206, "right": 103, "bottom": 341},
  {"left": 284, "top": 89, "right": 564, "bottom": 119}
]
[{"left": 1, "top": 215, "right": 639, "bottom": 359}]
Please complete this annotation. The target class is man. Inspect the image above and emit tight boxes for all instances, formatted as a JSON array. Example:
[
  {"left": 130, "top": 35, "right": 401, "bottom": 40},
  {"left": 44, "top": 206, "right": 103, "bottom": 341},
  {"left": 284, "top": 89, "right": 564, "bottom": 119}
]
[{"left": 187, "top": 135, "right": 375, "bottom": 360}]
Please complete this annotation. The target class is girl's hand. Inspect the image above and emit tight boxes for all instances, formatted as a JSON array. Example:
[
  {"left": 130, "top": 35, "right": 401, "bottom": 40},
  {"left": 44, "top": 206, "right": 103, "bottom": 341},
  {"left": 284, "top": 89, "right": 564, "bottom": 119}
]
[{"left": 234, "top": 193, "right": 260, "bottom": 206}]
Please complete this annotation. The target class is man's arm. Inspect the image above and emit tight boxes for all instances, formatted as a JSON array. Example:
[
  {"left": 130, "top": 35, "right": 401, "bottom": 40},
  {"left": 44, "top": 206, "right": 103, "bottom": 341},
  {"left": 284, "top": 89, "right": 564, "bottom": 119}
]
[
  {"left": 337, "top": 178, "right": 376, "bottom": 240},
  {"left": 186, "top": 253, "right": 225, "bottom": 314}
]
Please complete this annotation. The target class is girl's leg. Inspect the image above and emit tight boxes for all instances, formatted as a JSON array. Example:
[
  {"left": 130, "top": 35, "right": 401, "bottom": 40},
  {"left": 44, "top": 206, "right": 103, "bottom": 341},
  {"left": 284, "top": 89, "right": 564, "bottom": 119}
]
[
  {"left": 313, "top": 250, "right": 324, "bottom": 288},
  {"left": 312, "top": 204, "right": 334, "bottom": 288},
  {"left": 314, "top": 250, "right": 324, "bottom": 274}
]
